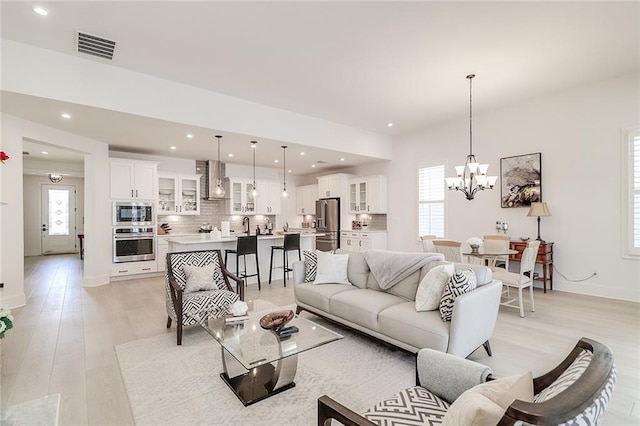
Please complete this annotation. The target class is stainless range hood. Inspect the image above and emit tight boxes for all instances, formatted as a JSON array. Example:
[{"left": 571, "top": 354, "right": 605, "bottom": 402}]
[{"left": 205, "top": 160, "right": 227, "bottom": 200}]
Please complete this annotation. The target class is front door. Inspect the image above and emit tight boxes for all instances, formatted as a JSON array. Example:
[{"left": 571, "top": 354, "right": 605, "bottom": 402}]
[{"left": 41, "top": 184, "right": 77, "bottom": 254}]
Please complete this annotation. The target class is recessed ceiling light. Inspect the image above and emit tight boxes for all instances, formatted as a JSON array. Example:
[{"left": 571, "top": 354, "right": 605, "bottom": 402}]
[
  {"left": 42, "top": 151, "right": 49, "bottom": 155},
  {"left": 228, "top": 153, "right": 234, "bottom": 158},
  {"left": 186, "top": 134, "right": 193, "bottom": 139},
  {"left": 33, "top": 6, "right": 49, "bottom": 16},
  {"left": 311, "top": 164, "right": 316, "bottom": 168},
  {"left": 387, "top": 122, "right": 394, "bottom": 127},
  {"left": 274, "top": 160, "right": 279, "bottom": 163},
  {"left": 300, "top": 152, "right": 305, "bottom": 156},
  {"left": 60, "top": 113, "right": 71, "bottom": 119},
  {"left": 288, "top": 169, "right": 292, "bottom": 173},
  {"left": 170, "top": 146, "right": 177, "bottom": 150},
  {"left": 340, "top": 158, "right": 345, "bottom": 162}
]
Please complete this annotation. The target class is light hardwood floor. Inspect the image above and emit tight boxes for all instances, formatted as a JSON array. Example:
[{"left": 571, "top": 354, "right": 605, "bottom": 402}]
[{"left": 1, "top": 254, "right": 638, "bottom": 425}]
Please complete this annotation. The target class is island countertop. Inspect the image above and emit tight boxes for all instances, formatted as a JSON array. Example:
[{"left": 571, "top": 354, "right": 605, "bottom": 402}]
[
  {"left": 166, "top": 233, "right": 323, "bottom": 245},
  {"left": 166, "top": 233, "right": 321, "bottom": 284}
]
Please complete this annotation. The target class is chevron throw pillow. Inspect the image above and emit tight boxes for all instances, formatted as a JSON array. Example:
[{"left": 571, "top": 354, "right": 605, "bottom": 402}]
[
  {"left": 363, "top": 386, "right": 450, "bottom": 425},
  {"left": 303, "top": 251, "right": 317, "bottom": 282},
  {"left": 439, "top": 269, "right": 477, "bottom": 321}
]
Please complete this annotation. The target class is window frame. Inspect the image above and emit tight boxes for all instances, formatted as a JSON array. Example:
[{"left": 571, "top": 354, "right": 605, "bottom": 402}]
[
  {"left": 417, "top": 161, "right": 447, "bottom": 239},
  {"left": 623, "top": 128, "right": 640, "bottom": 258}
]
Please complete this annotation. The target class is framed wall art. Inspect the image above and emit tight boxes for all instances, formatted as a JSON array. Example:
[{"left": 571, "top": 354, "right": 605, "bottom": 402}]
[{"left": 500, "top": 152, "right": 542, "bottom": 208}]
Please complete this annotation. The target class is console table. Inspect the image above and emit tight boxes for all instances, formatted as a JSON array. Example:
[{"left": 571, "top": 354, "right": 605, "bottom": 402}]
[{"left": 509, "top": 241, "right": 554, "bottom": 293}]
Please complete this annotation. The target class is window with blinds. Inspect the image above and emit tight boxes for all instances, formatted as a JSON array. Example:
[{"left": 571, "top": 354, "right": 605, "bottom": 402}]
[
  {"left": 418, "top": 165, "right": 445, "bottom": 238},
  {"left": 630, "top": 132, "right": 640, "bottom": 255}
]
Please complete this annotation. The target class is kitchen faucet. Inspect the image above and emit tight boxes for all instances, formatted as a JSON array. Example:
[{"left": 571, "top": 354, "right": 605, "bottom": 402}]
[{"left": 242, "top": 216, "right": 250, "bottom": 234}]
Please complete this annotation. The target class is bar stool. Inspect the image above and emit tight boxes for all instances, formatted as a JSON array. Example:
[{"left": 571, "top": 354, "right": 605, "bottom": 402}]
[
  {"left": 225, "top": 235, "right": 261, "bottom": 290},
  {"left": 269, "top": 233, "right": 301, "bottom": 287}
]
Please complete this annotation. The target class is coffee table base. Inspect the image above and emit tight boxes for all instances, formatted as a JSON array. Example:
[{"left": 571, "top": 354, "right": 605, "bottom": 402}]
[{"left": 220, "top": 365, "right": 296, "bottom": 406}]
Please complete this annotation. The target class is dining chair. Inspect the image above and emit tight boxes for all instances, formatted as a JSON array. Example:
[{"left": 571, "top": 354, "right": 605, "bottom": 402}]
[
  {"left": 432, "top": 239, "right": 463, "bottom": 262},
  {"left": 493, "top": 240, "right": 540, "bottom": 317},
  {"left": 420, "top": 235, "right": 437, "bottom": 253},
  {"left": 483, "top": 234, "right": 511, "bottom": 270}
]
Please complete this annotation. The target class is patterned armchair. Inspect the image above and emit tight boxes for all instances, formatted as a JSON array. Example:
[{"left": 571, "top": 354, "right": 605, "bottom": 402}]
[
  {"left": 166, "top": 249, "right": 244, "bottom": 345},
  {"left": 318, "top": 337, "right": 615, "bottom": 425}
]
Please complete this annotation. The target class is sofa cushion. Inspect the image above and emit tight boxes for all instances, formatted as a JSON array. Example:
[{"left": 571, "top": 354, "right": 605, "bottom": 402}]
[
  {"left": 363, "top": 386, "right": 450, "bottom": 426},
  {"left": 335, "top": 249, "right": 369, "bottom": 289},
  {"left": 415, "top": 263, "right": 456, "bottom": 311},
  {"left": 330, "top": 289, "right": 406, "bottom": 330},
  {"left": 439, "top": 269, "right": 477, "bottom": 321},
  {"left": 368, "top": 269, "right": 422, "bottom": 301},
  {"left": 314, "top": 251, "right": 351, "bottom": 285},
  {"left": 378, "top": 303, "right": 450, "bottom": 352},
  {"left": 442, "top": 372, "right": 533, "bottom": 426},
  {"left": 295, "top": 282, "right": 356, "bottom": 313},
  {"left": 454, "top": 263, "right": 492, "bottom": 286}
]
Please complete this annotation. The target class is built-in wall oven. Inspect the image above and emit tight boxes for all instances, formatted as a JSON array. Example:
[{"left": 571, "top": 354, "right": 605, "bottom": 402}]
[
  {"left": 113, "top": 227, "right": 155, "bottom": 263},
  {"left": 113, "top": 201, "right": 155, "bottom": 226}
]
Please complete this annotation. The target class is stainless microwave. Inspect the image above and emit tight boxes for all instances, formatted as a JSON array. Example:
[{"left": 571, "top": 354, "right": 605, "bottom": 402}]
[{"left": 113, "top": 202, "right": 155, "bottom": 226}]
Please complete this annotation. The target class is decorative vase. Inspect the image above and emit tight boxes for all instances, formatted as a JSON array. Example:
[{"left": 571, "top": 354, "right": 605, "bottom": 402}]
[{"left": 470, "top": 244, "right": 480, "bottom": 254}]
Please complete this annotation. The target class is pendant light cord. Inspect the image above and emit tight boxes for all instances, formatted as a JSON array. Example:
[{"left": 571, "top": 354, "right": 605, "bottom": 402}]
[{"left": 468, "top": 74, "right": 474, "bottom": 156}]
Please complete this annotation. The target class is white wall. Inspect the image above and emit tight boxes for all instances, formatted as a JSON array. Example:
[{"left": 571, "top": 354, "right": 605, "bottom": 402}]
[
  {"left": 376, "top": 73, "right": 639, "bottom": 302},
  {"left": 2, "top": 39, "right": 392, "bottom": 160},
  {"left": 23, "top": 175, "right": 85, "bottom": 257},
  {"left": 0, "top": 114, "right": 111, "bottom": 308}
]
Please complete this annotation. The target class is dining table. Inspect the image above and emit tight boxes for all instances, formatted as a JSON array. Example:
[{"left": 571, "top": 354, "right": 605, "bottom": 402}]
[{"left": 462, "top": 248, "right": 518, "bottom": 269}]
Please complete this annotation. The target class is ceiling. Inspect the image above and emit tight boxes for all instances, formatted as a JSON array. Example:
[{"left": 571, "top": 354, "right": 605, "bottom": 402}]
[{"left": 1, "top": 1, "right": 638, "bottom": 172}]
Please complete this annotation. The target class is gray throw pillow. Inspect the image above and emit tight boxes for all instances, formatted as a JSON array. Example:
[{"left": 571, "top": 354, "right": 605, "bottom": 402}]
[{"left": 182, "top": 264, "right": 225, "bottom": 293}]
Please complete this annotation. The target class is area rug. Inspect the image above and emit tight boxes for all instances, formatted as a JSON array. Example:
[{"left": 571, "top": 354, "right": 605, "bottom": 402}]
[
  {"left": 115, "top": 312, "right": 415, "bottom": 425},
  {"left": 0, "top": 394, "right": 60, "bottom": 426}
]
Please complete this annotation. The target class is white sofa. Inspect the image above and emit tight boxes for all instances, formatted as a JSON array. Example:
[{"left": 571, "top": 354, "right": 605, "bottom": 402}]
[{"left": 292, "top": 250, "right": 502, "bottom": 358}]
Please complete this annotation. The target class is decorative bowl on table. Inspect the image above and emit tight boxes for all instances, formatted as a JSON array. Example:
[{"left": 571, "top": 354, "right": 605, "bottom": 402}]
[{"left": 259, "top": 310, "right": 294, "bottom": 331}]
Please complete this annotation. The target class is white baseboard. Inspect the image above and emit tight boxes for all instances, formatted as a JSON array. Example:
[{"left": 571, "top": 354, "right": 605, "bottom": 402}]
[
  {"left": 2, "top": 292, "right": 26, "bottom": 309},
  {"left": 82, "top": 273, "right": 110, "bottom": 287}
]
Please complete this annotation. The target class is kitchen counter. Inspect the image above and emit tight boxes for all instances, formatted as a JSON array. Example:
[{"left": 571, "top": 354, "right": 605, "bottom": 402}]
[{"left": 166, "top": 233, "right": 322, "bottom": 284}]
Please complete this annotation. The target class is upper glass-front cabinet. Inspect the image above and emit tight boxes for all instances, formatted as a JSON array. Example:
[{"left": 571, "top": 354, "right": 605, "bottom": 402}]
[{"left": 158, "top": 174, "right": 201, "bottom": 215}]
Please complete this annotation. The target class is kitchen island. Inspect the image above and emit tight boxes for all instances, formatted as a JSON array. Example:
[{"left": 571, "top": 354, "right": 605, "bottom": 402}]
[{"left": 166, "top": 233, "right": 320, "bottom": 285}]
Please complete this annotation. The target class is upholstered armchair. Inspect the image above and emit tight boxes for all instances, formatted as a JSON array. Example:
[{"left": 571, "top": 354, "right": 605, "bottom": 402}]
[
  {"left": 166, "top": 249, "right": 244, "bottom": 345},
  {"left": 318, "top": 337, "right": 615, "bottom": 426}
]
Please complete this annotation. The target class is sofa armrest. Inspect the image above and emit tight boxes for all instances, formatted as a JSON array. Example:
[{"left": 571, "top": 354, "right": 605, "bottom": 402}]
[
  {"left": 292, "top": 260, "right": 305, "bottom": 285},
  {"left": 417, "top": 348, "right": 492, "bottom": 404},
  {"left": 317, "top": 395, "right": 375, "bottom": 426},
  {"left": 447, "top": 280, "right": 502, "bottom": 358}
]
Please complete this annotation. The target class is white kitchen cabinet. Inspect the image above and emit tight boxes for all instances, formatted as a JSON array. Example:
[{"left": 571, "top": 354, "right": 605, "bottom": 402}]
[
  {"left": 340, "top": 231, "right": 387, "bottom": 252},
  {"left": 296, "top": 184, "right": 318, "bottom": 215},
  {"left": 111, "top": 260, "right": 157, "bottom": 277},
  {"left": 227, "top": 178, "right": 257, "bottom": 215},
  {"left": 156, "top": 236, "right": 170, "bottom": 271},
  {"left": 348, "top": 175, "right": 387, "bottom": 214},
  {"left": 110, "top": 159, "right": 158, "bottom": 200},
  {"left": 317, "top": 173, "right": 353, "bottom": 199},
  {"left": 256, "top": 180, "right": 281, "bottom": 215},
  {"left": 158, "top": 173, "right": 201, "bottom": 215}
]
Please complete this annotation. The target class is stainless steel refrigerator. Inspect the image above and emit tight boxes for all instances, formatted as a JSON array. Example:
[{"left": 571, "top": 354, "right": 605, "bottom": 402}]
[{"left": 315, "top": 198, "right": 340, "bottom": 251}]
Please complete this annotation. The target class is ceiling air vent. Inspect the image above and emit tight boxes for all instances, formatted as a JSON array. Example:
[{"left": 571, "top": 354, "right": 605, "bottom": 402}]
[{"left": 76, "top": 31, "right": 116, "bottom": 60}]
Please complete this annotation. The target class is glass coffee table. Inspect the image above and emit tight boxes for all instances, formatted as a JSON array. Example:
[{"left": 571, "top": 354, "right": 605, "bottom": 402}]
[{"left": 196, "top": 300, "right": 343, "bottom": 406}]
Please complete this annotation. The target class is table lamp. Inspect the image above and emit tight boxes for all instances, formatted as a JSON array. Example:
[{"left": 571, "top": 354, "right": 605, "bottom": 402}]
[{"left": 527, "top": 202, "right": 551, "bottom": 242}]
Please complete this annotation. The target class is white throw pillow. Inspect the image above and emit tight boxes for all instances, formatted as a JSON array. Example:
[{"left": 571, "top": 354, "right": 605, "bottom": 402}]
[
  {"left": 183, "top": 264, "right": 222, "bottom": 293},
  {"left": 443, "top": 371, "right": 533, "bottom": 426},
  {"left": 415, "top": 263, "right": 455, "bottom": 311},
  {"left": 313, "top": 251, "right": 351, "bottom": 285}
]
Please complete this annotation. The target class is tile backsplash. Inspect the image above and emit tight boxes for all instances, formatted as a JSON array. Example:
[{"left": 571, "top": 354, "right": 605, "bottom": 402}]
[{"left": 157, "top": 161, "right": 274, "bottom": 235}]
